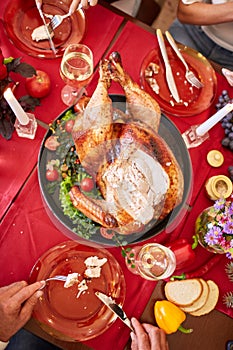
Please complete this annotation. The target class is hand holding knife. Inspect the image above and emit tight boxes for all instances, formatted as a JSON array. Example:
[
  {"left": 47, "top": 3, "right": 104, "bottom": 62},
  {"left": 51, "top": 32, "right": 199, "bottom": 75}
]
[
  {"left": 95, "top": 291, "right": 134, "bottom": 332},
  {"left": 156, "top": 29, "right": 180, "bottom": 103},
  {"left": 35, "top": 0, "right": 57, "bottom": 55}
]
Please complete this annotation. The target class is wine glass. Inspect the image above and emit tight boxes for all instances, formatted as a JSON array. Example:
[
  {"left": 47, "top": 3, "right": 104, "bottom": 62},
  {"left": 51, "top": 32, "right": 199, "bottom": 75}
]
[
  {"left": 125, "top": 243, "right": 176, "bottom": 281},
  {"left": 59, "top": 43, "right": 94, "bottom": 106}
]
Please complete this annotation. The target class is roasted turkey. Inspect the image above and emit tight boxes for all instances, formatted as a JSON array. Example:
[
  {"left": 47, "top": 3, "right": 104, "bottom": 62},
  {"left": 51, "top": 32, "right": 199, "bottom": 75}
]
[{"left": 69, "top": 52, "right": 184, "bottom": 235}]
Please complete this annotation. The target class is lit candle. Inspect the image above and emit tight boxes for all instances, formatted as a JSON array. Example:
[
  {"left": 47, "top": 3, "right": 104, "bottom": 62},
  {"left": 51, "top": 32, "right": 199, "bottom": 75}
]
[
  {"left": 3, "top": 87, "right": 29, "bottom": 125},
  {"left": 196, "top": 103, "right": 233, "bottom": 137}
]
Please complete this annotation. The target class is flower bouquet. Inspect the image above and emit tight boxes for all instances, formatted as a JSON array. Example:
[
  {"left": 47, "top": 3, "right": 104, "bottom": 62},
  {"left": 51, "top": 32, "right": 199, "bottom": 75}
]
[{"left": 195, "top": 196, "right": 233, "bottom": 259}]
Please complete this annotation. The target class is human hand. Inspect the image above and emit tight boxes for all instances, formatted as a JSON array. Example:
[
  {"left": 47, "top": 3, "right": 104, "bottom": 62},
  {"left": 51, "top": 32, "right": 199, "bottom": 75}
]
[
  {"left": 0, "top": 281, "right": 44, "bottom": 342},
  {"left": 35, "top": 0, "right": 98, "bottom": 12},
  {"left": 130, "top": 317, "right": 169, "bottom": 350}
]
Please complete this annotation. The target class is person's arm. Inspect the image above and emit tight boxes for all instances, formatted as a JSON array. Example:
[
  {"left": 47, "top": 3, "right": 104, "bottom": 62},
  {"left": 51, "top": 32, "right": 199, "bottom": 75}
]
[
  {"left": 0, "top": 281, "right": 44, "bottom": 342},
  {"left": 177, "top": 0, "right": 233, "bottom": 25},
  {"left": 130, "top": 317, "right": 169, "bottom": 350}
]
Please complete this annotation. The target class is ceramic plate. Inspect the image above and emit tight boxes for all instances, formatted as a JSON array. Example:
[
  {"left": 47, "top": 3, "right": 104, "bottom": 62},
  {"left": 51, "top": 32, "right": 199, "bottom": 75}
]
[
  {"left": 140, "top": 44, "right": 217, "bottom": 117},
  {"left": 38, "top": 95, "right": 192, "bottom": 246},
  {"left": 3, "top": 0, "right": 86, "bottom": 58},
  {"left": 29, "top": 240, "right": 126, "bottom": 341}
]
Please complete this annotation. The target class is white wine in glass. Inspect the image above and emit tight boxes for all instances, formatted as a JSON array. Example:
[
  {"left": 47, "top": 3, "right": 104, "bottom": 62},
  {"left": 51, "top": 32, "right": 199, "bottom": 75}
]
[
  {"left": 60, "top": 43, "right": 94, "bottom": 106},
  {"left": 125, "top": 243, "right": 176, "bottom": 281}
]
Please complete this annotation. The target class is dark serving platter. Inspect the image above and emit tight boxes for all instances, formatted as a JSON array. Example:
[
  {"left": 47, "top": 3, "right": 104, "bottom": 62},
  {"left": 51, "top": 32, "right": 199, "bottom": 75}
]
[{"left": 38, "top": 94, "right": 192, "bottom": 247}]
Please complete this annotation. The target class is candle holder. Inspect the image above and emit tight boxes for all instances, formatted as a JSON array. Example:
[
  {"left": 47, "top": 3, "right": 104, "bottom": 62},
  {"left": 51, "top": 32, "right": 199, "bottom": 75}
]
[
  {"left": 182, "top": 125, "right": 209, "bottom": 149},
  {"left": 3, "top": 88, "right": 38, "bottom": 139},
  {"left": 182, "top": 103, "right": 233, "bottom": 149},
  {"left": 14, "top": 113, "right": 37, "bottom": 139}
]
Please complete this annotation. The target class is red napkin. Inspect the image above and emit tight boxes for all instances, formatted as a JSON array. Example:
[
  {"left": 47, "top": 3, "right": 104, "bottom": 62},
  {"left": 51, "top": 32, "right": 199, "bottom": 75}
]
[{"left": 0, "top": 126, "right": 46, "bottom": 219}]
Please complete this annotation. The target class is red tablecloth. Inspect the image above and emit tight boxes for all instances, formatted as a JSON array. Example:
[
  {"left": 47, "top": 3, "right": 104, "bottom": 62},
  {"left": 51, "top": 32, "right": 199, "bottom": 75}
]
[
  {"left": 1, "top": 7, "right": 233, "bottom": 350},
  {"left": 0, "top": 2, "right": 124, "bottom": 220}
]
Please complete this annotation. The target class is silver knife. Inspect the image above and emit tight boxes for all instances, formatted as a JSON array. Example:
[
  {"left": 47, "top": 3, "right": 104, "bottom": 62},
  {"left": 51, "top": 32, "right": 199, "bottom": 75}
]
[
  {"left": 35, "top": 0, "right": 57, "bottom": 56},
  {"left": 95, "top": 291, "right": 134, "bottom": 331},
  {"left": 156, "top": 29, "right": 180, "bottom": 103}
]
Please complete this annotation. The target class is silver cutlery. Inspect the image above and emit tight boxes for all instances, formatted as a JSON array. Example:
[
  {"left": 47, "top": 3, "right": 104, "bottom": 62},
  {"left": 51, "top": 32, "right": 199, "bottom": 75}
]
[
  {"left": 48, "top": 0, "right": 89, "bottom": 31},
  {"left": 95, "top": 291, "right": 134, "bottom": 331},
  {"left": 165, "top": 31, "right": 204, "bottom": 89},
  {"left": 156, "top": 29, "right": 180, "bottom": 103},
  {"left": 35, "top": 0, "right": 56, "bottom": 55},
  {"left": 39, "top": 275, "right": 67, "bottom": 290}
]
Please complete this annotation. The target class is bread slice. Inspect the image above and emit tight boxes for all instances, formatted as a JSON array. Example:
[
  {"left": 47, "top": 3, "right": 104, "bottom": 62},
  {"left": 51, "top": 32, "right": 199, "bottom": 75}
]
[
  {"left": 165, "top": 279, "right": 203, "bottom": 306},
  {"left": 180, "top": 279, "right": 209, "bottom": 313},
  {"left": 190, "top": 280, "right": 219, "bottom": 316}
]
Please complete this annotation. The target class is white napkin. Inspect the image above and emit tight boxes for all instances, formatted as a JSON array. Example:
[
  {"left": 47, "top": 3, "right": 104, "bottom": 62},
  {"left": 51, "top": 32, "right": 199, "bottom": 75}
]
[{"left": 222, "top": 68, "right": 233, "bottom": 86}]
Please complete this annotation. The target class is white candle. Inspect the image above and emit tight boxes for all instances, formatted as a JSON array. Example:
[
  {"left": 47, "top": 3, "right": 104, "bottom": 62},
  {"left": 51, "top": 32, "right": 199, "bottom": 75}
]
[
  {"left": 196, "top": 103, "right": 233, "bottom": 137},
  {"left": 3, "top": 88, "right": 29, "bottom": 125}
]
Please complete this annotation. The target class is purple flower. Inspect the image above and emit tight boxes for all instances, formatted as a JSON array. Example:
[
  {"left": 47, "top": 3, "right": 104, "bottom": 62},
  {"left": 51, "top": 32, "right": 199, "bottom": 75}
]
[
  {"left": 204, "top": 228, "right": 220, "bottom": 246},
  {"left": 201, "top": 198, "right": 233, "bottom": 259},
  {"left": 226, "top": 251, "right": 233, "bottom": 260},
  {"left": 223, "top": 221, "right": 233, "bottom": 235},
  {"left": 214, "top": 198, "right": 225, "bottom": 211}
]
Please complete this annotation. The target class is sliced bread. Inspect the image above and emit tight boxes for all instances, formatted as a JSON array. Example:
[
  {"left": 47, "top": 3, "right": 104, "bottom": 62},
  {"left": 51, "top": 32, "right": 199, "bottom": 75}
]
[
  {"left": 165, "top": 278, "right": 203, "bottom": 306},
  {"left": 190, "top": 280, "right": 219, "bottom": 316},
  {"left": 180, "top": 279, "right": 209, "bottom": 313}
]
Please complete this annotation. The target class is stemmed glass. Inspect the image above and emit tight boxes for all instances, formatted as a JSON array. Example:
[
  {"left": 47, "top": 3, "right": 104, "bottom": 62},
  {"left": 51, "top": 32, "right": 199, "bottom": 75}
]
[
  {"left": 59, "top": 43, "right": 94, "bottom": 106},
  {"left": 125, "top": 243, "right": 176, "bottom": 281}
]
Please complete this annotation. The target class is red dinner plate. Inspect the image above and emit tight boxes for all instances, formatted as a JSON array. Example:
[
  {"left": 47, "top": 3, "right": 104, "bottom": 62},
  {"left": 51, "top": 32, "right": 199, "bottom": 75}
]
[
  {"left": 3, "top": 0, "right": 86, "bottom": 59},
  {"left": 29, "top": 241, "right": 126, "bottom": 341},
  {"left": 140, "top": 44, "right": 217, "bottom": 117}
]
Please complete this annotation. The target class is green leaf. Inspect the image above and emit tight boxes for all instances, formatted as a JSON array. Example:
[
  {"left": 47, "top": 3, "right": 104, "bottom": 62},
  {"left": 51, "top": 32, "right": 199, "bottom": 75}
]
[
  {"left": 19, "top": 95, "right": 40, "bottom": 111},
  {"left": 4, "top": 57, "right": 14, "bottom": 64},
  {"left": 121, "top": 250, "right": 127, "bottom": 258},
  {"left": 13, "top": 62, "right": 36, "bottom": 77}
]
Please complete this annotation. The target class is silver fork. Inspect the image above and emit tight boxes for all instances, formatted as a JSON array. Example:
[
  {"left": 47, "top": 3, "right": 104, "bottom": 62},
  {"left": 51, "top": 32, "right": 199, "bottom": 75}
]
[
  {"left": 48, "top": 0, "right": 87, "bottom": 31},
  {"left": 39, "top": 275, "right": 67, "bottom": 290},
  {"left": 165, "top": 31, "right": 204, "bottom": 89},
  {"left": 49, "top": 11, "right": 73, "bottom": 31}
]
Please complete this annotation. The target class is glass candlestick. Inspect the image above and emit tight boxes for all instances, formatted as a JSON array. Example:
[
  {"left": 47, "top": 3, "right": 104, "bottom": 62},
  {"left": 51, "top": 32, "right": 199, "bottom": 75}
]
[
  {"left": 182, "top": 125, "right": 209, "bottom": 149},
  {"left": 3, "top": 87, "right": 38, "bottom": 139},
  {"left": 182, "top": 103, "right": 233, "bottom": 149},
  {"left": 14, "top": 113, "right": 38, "bottom": 139}
]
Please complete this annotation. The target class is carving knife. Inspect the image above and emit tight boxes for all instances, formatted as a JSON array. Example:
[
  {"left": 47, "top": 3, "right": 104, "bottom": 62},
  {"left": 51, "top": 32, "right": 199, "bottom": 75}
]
[
  {"left": 95, "top": 291, "right": 134, "bottom": 331},
  {"left": 156, "top": 29, "right": 180, "bottom": 103},
  {"left": 35, "top": 0, "right": 57, "bottom": 56}
]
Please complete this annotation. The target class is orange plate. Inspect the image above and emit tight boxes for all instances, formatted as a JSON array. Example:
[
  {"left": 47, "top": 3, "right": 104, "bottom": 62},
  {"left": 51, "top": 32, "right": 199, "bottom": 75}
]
[
  {"left": 3, "top": 0, "right": 86, "bottom": 59},
  {"left": 140, "top": 44, "right": 217, "bottom": 117},
  {"left": 29, "top": 241, "right": 126, "bottom": 341}
]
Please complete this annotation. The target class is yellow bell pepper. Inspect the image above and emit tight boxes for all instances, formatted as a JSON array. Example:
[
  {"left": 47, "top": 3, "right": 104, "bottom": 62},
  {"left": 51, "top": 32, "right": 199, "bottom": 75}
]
[{"left": 154, "top": 300, "right": 193, "bottom": 334}]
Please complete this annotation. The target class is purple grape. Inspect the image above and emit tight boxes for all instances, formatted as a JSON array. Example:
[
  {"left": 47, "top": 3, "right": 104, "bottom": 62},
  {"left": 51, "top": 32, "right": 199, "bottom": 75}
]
[
  {"left": 229, "top": 141, "right": 233, "bottom": 151},
  {"left": 228, "top": 132, "right": 233, "bottom": 141},
  {"left": 222, "top": 137, "right": 230, "bottom": 147}
]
